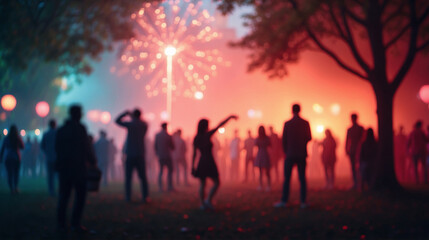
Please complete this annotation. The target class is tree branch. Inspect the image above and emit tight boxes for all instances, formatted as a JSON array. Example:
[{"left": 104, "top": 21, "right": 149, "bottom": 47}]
[
  {"left": 343, "top": 6, "right": 366, "bottom": 26},
  {"left": 329, "top": 7, "right": 347, "bottom": 40},
  {"left": 382, "top": 1, "right": 406, "bottom": 25},
  {"left": 391, "top": 0, "right": 418, "bottom": 92},
  {"left": 307, "top": 28, "right": 368, "bottom": 80},
  {"left": 417, "top": 40, "right": 429, "bottom": 52},
  {"left": 341, "top": 7, "right": 371, "bottom": 73},
  {"left": 418, "top": 6, "right": 429, "bottom": 24},
  {"left": 385, "top": 23, "right": 410, "bottom": 49}
]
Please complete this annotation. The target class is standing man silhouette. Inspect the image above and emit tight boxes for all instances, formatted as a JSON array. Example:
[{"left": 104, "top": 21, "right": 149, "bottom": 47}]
[
  {"left": 55, "top": 105, "right": 96, "bottom": 232},
  {"left": 155, "top": 123, "right": 175, "bottom": 192},
  {"left": 345, "top": 113, "right": 364, "bottom": 189},
  {"left": 275, "top": 104, "right": 312, "bottom": 208},
  {"left": 116, "top": 108, "right": 149, "bottom": 202},
  {"left": 41, "top": 119, "right": 57, "bottom": 197}
]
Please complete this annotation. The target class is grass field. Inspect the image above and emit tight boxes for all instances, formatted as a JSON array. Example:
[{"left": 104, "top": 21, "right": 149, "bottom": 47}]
[{"left": 0, "top": 177, "right": 428, "bottom": 239}]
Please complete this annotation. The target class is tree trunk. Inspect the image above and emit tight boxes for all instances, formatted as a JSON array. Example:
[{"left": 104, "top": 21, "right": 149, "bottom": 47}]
[{"left": 372, "top": 87, "right": 401, "bottom": 191}]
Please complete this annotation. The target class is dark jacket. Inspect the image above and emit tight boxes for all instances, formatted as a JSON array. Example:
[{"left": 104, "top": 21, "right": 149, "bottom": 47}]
[
  {"left": 282, "top": 115, "right": 312, "bottom": 159},
  {"left": 116, "top": 113, "right": 148, "bottom": 158},
  {"left": 55, "top": 120, "right": 96, "bottom": 175}
]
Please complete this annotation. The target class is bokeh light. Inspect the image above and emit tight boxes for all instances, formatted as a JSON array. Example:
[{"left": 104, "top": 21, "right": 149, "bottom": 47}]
[
  {"left": 316, "top": 124, "right": 325, "bottom": 133},
  {"left": 87, "top": 110, "right": 101, "bottom": 122},
  {"left": 194, "top": 91, "right": 204, "bottom": 100},
  {"left": 419, "top": 85, "right": 429, "bottom": 103},
  {"left": 218, "top": 127, "right": 225, "bottom": 134},
  {"left": 160, "top": 111, "right": 169, "bottom": 121},
  {"left": 100, "top": 111, "right": 112, "bottom": 124},
  {"left": 35, "top": 129, "right": 41, "bottom": 136},
  {"left": 35, "top": 101, "right": 50, "bottom": 118},
  {"left": 330, "top": 103, "right": 341, "bottom": 115},
  {"left": 312, "top": 103, "right": 324, "bottom": 114},
  {"left": 1, "top": 94, "right": 17, "bottom": 111},
  {"left": 3, "top": 129, "right": 8, "bottom": 136},
  {"left": 20, "top": 129, "right": 26, "bottom": 137}
]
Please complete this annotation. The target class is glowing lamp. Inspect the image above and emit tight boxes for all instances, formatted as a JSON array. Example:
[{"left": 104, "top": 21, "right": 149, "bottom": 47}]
[
  {"left": 1, "top": 94, "right": 17, "bottom": 111},
  {"left": 164, "top": 46, "right": 177, "bottom": 56},
  {"left": 3, "top": 129, "right": 8, "bottom": 136},
  {"left": 100, "top": 111, "right": 111, "bottom": 124},
  {"left": 87, "top": 110, "right": 101, "bottom": 122},
  {"left": 160, "top": 111, "right": 169, "bottom": 121},
  {"left": 35, "top": 129, "right": 41, "bottom": 136},
  {"left": 20, "top": 130, "right": 26, "bottom": 137},
  {"left": 313, "top": 103, "right": 324, "bottom": 114},
  {"left": 316, "top": 125, "right": 325, "bottom": 133},
  {"left": 218, "top": 127, "right": 225, "bottom": 134},
  {"left": 247, "top": 109, "right": 256, "bottom": 118},
  {"left": 419, "top": 85, "right": 429, "bottom": 103},
  {"left": 35, "top": 101, "right": 50, "bottom": 118},
  {"left": 194, "top": 91, "right": 204, "bottom": 100},
  {"left": 330, "top": 103, "right": 341, "bottom": 115}
]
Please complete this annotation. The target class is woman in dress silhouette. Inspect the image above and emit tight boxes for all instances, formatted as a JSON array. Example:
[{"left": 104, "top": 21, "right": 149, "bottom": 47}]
[{"left": 192, "top": 115, "right": 238, "bottom": 210}]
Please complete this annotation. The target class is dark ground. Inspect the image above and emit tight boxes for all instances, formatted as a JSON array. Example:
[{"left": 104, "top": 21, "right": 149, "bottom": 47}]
[{"left": 0, "top": 176, "right": 428, "bottom": 240}]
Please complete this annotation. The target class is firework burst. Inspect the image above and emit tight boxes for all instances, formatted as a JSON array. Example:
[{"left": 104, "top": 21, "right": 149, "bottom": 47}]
[{"left": 119, "top": 0, "right": 229, "bottom": 99}]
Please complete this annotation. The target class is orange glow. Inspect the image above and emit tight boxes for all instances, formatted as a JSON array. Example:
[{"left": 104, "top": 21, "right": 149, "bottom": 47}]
[
  {"left": 330, "top": 103, "right": 341, "bottom": 115},
  {"left": 87, "top": 110, "right": 101, "bottom": 122},
  {"left": 35, "top": 129, "right": 41, "bottom": 136},
  {"left": 312, "top": 103, "right": 324, "bottom": 114},
  {"left": 100, "top": 111, "right": 111, "bottom": 124},
  {"left": 35, "top": 101, "right": 50, "bottom": 118},
  {"left": 1, "top": 94, "right": 17, "bottom": 111}
]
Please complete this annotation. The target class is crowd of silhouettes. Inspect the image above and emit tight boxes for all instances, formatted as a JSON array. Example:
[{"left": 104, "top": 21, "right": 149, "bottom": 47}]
[{"left": 1, "top": 102, "right": 429, "bottom": 233}]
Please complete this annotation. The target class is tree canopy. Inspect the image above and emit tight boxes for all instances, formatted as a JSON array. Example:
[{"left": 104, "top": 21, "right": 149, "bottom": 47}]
[{"left": 217, "top": 0, "right": 429, "bottom": 190}]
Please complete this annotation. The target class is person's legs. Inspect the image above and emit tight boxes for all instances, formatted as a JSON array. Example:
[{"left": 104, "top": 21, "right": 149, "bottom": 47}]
[
  {"left": 413, "top": 155, "right": 419, "bottom": 183},
  {"left": 158, "top": 160, "right": 164, "bottom": 191},
  {"left": 71, "top": 177, "right": 87, "bottom": 227},
  {"left": 281, "top": 159, "right": 294, "bottom": 203},
  {"left": 47, "top": 161, "right": 56, "bottom": 196},
  {"left": 258, "top": 167, "right": 263, "bottom": 189},
  {"left": 136, "top": 156, "right": 149, "bottom": 200},
  {"left": 57, "top": 174, "right": 72, "bottom": 228},
  {"left": 266, "top": 168, "right": 271, "bottom": 190},
  {"left": 175, "top": 158, "right": 180, "bottom": 185},
  {"left": 182, "top": 160, "right": 189, "bottom": 185},
  {"left": 124, "top": 158, "right": 133, "bottom": 201},
  {"left": 323, "top": 164, "right": 329, "bottom": 188},
  {"left": 207, "top": 177, "right": 220, "bottom": 204},
  {"left": 199, "top": 178, "right": 206, "bottom": 206},
  {"left": 349, "top": 154, "right": 357, "bottom": 188},
  {"left": 5, "top": 159, "right": 14, "bottom": 193},
  {"left": 13, "top": 160, "right": 20, "bottom": 191},
  {"left": 297, "top": 160, "right": 307, "bottom": 204},
  {"left": 167, "top": 158, "right": 174, "bottom": 190}
]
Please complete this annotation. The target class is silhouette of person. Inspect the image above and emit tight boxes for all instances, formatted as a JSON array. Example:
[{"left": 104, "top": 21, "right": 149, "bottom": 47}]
[
  {"left": 155, "top": 123, "right": 175, "bottom": 192},
  {"left": 243, "top": 129, "right": 255, "bottom": 182},
  {"left": 55, "top": 105, "right": 96, "bottom": 232},
  {"left": 108, "top": 139, "right": 118, "bottom": 181},
  {"left": 254, "top": 126, "right": 271, "bottom": 191},
  {"left": 172, "top": 129, "right": 189, "bottom": 186},
  {"left": 115, "top": 108, "right": 149, "bottom": 202},
  {"left": 407, "top": 120, "right": 428, "bottom": 184},
  {"left": 41, "top": 119, "right": 57, "bottom": 196},
  {"left": 21, "top": 136, "right": 32, "bottom": 177},
  {"left": 321, "top": 129, "right": 337, "bottom": 190},
  {"left": 94, "top": 130, "right": 110, "bottom": 186},
  {"left": 192, "top": 115, "right": 238, "bottom": 210},
  {"left": 268, "top": 126, "right": 282, "bottom": 182},
  {"left": 394, "top": 126, "right": 408, "bottom": 182},
  {"left": 345, "top": 113, "right": 364, "bottom": 189},
  {"left": 275, "top": 104, "right": 311, "bottom": 208},
  {"left": 229, "top": 129, "right": 241, "bottom": 181},
  {"left": 359, "top": 128, "right": 377, "bottom": 191},
  {"left": 0, "top": 125, "right": 24, "bottom": 194}
]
